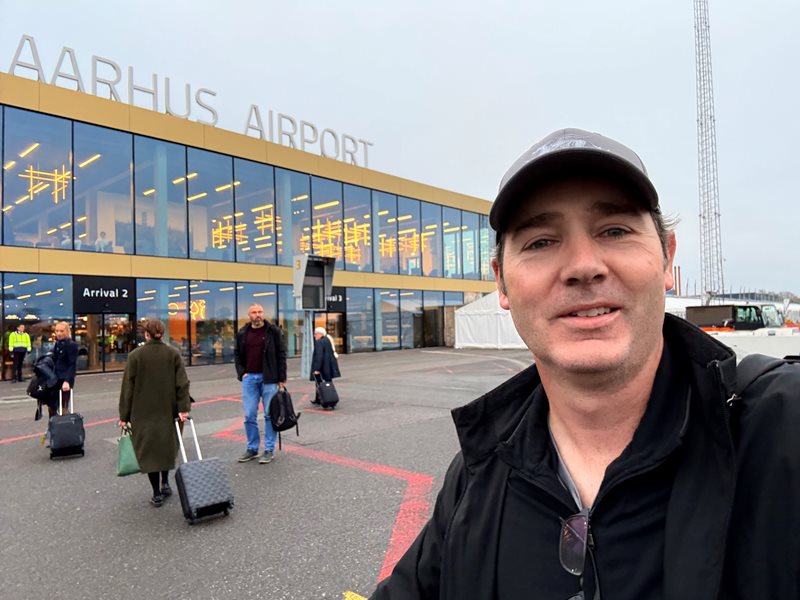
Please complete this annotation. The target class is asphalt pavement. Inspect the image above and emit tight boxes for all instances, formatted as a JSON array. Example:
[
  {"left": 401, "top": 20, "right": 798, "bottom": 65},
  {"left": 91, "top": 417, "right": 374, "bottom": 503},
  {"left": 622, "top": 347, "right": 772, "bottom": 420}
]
[{"left": 0, "top": 347, "right": 533, "bottom": 600}]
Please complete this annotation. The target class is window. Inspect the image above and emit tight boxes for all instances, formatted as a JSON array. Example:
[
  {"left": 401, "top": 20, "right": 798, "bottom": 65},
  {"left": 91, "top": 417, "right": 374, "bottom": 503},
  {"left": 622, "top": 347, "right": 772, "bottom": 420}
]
[
  {"left": 233, "top": 158, "right": 276, "bottom": 264},
  {"left": 397, "top": 197, "right": 421, "bottom": 276},
  {"left": 136, "top": 279, "right": 189, "bottom": 360},
  {"left": 134, "top": 136, "right": 188, "bottom": 258},
  {"left": 461, "top": 211, "right": 480, "bottom": 280},
  {"left": 372, "top": 191, "right": 398, "bottom": 274},
  {"left": 479, "top": 214, "right": 494, "bottom": 281},
  {"left": 445, "top": 291, "right": 464, "bottom": 306},
  {"left": 421, "top": 202, "right": 443, "bottom": 277},
  {"left": 188, "top": 149, "right": 235, "bottom": 261},
  {"left": 74, "top": 123, "right": 133, "bottom": 254},
  {"left": 346, "top": 287, "right": 375, "bottom": 352},
  {"left": 442, "top": 207, "right": 462, "bottom": 279},
  {"left": 375, "top": 289, "right": 400, "bottom": 350},
  {"left": 275, "top": 169, "right": 311, "bottom": 267},
  {"left": 3, "top": 108, "right": 72, "bottom": 249},
  {"left": 343, "top": 184, "right": 372, "bottom": 272},
  {"left": 311, "top": 177, "right": 344, "bottom": 269},
  {"left": 2, "top": 273, "right": 72, "bottom": 376},
  {"left": 400, "top": 289, "right": 423, "bottom": 349},
  {"left": 237, "top": 283, "right": 277, "bottom": 330},
  {"left": 189, "top": 280, "right": 235, "bottom": 365},
  {"left": 278, "top": 284, "right": 302, "bottom": 357}
]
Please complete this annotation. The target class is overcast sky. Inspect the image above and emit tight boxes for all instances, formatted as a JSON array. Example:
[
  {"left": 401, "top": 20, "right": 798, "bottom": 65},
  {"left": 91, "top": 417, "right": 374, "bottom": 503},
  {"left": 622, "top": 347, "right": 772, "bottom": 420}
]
[{"left": 1, "top": 0, "right": 797, "bottom": 295}]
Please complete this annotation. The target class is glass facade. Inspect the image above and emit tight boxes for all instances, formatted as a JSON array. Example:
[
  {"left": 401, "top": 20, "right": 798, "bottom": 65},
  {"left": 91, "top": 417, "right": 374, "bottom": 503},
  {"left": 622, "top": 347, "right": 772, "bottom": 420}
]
[
  {"left": 74, "top": 123, "right": 133, "bottom": 254},
  {"left": 397, "top": 196, "right": 421, "bottom": 276},
  {"left": 342, "top": 184, "right": 372, "bottom": 272},
  {"left": 234, "top": 159, "right": 276, "bottom": 265},
  {"left": 3, "top": 108, "right": 72, "bottom": 249},
  {"left": 0, "top": 103, "right": 494, "bottom": 374},
  {"left": 421, "top": 201, "right": 443, "bottom": 277}
]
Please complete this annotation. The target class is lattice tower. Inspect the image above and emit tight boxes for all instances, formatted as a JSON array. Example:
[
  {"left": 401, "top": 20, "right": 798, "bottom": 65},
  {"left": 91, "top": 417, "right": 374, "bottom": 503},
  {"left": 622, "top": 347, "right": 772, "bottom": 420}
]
[{"left": 694, "top": 0, "right": 725, "bottom": 302}]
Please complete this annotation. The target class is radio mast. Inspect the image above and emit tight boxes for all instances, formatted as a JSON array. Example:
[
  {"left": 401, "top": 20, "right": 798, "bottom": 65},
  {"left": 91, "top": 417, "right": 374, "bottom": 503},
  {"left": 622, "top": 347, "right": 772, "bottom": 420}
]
[{"left": 694, "top": 0, "right": 725, "bottom": 303}]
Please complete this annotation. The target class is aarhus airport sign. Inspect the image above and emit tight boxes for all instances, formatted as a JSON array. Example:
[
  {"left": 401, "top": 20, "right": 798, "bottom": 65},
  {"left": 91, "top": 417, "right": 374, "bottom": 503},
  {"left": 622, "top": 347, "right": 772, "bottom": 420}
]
[{"left": 5, "top": 35, "right": 374, "bottom": 167}]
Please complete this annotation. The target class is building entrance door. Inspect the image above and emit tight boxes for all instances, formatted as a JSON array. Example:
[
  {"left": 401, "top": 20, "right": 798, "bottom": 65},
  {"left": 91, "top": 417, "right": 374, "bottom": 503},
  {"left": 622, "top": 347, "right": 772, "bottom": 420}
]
[
  {"left": 314, "top": 312, "right": 346, "bottom": 354},
  {"left": 74, "top": 313, "right": 135, "bottom": 373}
]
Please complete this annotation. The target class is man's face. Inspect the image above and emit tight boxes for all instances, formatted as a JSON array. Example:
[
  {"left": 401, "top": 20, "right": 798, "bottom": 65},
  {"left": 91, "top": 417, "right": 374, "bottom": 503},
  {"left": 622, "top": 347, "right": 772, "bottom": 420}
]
[
  {"left": 16, "top": 325, "right": 24, "bottom": 333},
  {"left": 493, "top": 177, "right": 676, "bottom": 379},
  {"left": 248, "top": 305, "right": 264, "bottom": 327},
  {"left": 54, "top": 324, "right": 68, "bottom": 340}
]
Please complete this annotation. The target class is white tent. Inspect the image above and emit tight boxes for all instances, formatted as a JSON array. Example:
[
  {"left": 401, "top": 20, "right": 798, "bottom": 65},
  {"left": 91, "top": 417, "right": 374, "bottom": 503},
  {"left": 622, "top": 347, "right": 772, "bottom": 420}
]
[{"left": 455, "top": 290, "right": 526, "bottom": 349}]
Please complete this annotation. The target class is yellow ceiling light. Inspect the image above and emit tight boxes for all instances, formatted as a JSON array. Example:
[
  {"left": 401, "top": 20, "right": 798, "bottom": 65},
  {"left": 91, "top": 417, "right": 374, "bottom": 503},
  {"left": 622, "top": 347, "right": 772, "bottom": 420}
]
[
  {"left": 2, "top": 206, "right": 13, "bottom": 212},
  {"left": 240, "top": 246, "right": 251, "bottom": 252},
  {"left": 19, "top": 278, "right": 38, "bottom": 285},
  {"left": 35, "top": 290, "right": 52, "bottom": 296},
  {"left": 78, "top": 153, "right": 102, "bottom": 168},
  {"left": 290, "top": 194, "right": 309, "bottom": 202},
  {"left": 172, "top": 176, "right": 186, "bottom": 185},
  {"left": 215, "top": 183, "right": 233, "bottom": 192},
  {"left": 168, "top": 293, "right": 180, "bottom": 298},
  {"left": 314, "top": 200, "right": 340, "bottom": 210},
  {"left": 443, "top": 227, "right": 461, "bottom": 233},
  {"left": 78, "top": 233, "right": 87, "bottom": 239},
  {"left": 76, "top": 216, "right": 87, "bottom": 222},
  {"left": 253, "top": 291, "right": 275, "bottom": 296},
  {"left": 192, "top": 289, "right": 210, "bottom": 295},
  {"left": 425, "top": 224, "right": 438, "bottom": 229},
  {"left": 47, "top": 228, "right": 58, "bottom": 234},
  {"left": 187, "top": 192, "right": 207, "bottom": 202},
  {"left": 397, "top": 215, "right": 412, "bottom": 221},
  {"left": 137, "top": 297, "right": 155, "bottom": 302},
  {"left": 186, "top": 172, "right": 198, "bottom": 179},
  {"left": 143, "top": 188, "right": 156, "bottom": 196},
  {"left": 59, "top": 222, "right": 71, "bottom": 229},
  {"left": 143, "top": 290, "right": 156, "bottom": 295},
  {"left": 377, "top": 210, "right": 389, "bottom": 216},
  {"left": 3, "top": 160, "right": 16, "bottom": 170},
  {"left": 17, "top": 294, "right": 31, "bottom": 300},
  {"left": 234, "top": 212, "right": 244, "bottom": 217},
  {"left": 18, "top": 142, "right": 40, "bottom": 158},
  {"left": 219, "top": 286, "right": 234, "bottom": 292},
  {"left": 250, "top": 204, "right": 273, "bottom": 212}
]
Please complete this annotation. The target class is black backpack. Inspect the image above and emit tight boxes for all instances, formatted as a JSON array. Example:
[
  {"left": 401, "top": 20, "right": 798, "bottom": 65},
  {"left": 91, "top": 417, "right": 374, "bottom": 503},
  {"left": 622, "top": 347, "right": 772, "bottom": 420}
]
[{"left": 269, "top": 388, "right": 300, "bottom": 449}]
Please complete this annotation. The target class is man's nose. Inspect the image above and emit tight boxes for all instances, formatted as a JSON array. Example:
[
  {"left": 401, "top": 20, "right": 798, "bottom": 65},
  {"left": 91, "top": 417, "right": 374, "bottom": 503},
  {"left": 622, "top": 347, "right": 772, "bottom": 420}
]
[{"left": 560, "top": 234, "right": 608, "bottom": 286}]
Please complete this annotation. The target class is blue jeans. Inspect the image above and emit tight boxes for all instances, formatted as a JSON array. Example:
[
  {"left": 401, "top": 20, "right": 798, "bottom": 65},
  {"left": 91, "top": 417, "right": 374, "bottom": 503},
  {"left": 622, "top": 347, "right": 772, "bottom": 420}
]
[{"left": 241, "top": 374, "right": 278, "bottom": 452}]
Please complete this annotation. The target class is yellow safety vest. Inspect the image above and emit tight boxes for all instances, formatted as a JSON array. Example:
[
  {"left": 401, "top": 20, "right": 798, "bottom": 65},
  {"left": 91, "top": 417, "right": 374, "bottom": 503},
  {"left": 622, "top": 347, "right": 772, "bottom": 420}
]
[{"left": 9, "top": 331, "right": 31, "bottom": 351}]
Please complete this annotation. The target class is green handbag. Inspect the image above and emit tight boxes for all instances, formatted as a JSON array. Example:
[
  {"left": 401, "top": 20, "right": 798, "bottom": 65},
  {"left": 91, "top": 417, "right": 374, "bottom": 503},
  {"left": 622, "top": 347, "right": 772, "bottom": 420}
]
[{"left": 116, "top": 425, "right": 140, "bottom": 477}]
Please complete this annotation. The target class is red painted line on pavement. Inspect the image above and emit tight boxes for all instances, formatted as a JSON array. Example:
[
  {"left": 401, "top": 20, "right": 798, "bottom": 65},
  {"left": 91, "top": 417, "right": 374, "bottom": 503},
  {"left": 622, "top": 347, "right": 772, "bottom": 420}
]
[
  {"left": 214, "top": 427, "right": 433, "bottom": 582},
  {"left": 0, "top": 396, "right": 238, "bottom": 445}
]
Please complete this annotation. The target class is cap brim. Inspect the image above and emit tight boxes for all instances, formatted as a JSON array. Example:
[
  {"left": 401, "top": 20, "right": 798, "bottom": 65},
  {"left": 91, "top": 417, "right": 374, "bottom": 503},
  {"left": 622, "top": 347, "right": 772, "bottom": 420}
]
[{"left": 490, "top": 149, "right": 659, "bottom": 235}]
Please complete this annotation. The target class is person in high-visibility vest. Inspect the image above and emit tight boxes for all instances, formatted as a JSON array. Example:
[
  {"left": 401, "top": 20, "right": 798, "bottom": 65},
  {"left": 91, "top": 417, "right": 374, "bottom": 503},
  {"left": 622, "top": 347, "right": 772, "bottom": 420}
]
[{"left": 8, "top": 324, "right": 31, "bottom": 383}]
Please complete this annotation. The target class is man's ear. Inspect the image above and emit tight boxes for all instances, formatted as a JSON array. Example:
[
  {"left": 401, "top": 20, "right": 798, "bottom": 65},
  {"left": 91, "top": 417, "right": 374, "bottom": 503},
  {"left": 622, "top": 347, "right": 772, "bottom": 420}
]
[
  {"left": 492, "top": 258, "right": 511, "bottom": 310},
  {"left": 663, "top": 231, "right": 677, "bottom": 292}
]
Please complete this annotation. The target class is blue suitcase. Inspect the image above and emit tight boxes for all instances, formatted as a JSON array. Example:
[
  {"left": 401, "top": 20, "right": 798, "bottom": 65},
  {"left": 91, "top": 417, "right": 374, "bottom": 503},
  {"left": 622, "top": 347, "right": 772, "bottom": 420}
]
[{"left": 174, "top": 417, "right": 234, "bottom": 525}]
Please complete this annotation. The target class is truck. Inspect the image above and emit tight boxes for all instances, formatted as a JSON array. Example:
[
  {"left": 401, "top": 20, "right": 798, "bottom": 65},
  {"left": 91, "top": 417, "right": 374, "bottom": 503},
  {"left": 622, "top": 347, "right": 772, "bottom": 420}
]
[{"left": 685, "top": 304, "right": 784, "bottom": 331}]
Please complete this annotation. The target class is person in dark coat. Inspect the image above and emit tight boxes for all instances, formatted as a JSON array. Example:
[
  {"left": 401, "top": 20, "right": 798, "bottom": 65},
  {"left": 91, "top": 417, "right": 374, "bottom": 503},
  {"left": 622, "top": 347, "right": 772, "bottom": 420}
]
[
  {"left": 310, "top": 327, "right": 341, "bottom": 407},
  {"left": 118, "top": 319, "right": 190, "bottom": 507},
  {"left": 48, "top": 321, "right": 78, "bottom": 417},
  {"left": 371, "top": 129, "right": 800, "bottom": 599}
]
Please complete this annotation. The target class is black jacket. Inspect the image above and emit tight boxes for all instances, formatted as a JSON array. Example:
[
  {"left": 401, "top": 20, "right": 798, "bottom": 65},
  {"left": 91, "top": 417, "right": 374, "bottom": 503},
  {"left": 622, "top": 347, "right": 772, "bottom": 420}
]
[
  {"left": 233, "top": 322, "right": 287, "bottom": 384},
  {"left": 53, "top": 338, "right": 78, "bottom": 387},
  {"left": 371, "top": 315, "right": 800, "bottom": 600},
  {"left": 310, "top": 336, "right": 341, "bottom": 382}
]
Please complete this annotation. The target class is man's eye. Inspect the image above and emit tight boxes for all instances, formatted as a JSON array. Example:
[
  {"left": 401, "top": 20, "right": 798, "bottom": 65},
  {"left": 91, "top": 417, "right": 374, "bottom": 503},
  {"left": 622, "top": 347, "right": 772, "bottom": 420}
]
[
  {"left": 603, "top": 227, "right": 628, "bottom": 239},
  {"left": 524, "top": 239, "right": 553, "bottom": 251}
]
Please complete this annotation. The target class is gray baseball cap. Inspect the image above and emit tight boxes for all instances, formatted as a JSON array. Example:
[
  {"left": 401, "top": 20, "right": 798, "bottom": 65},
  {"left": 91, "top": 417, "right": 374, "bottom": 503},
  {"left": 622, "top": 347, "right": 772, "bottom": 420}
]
[{"left": 489, "top": 128, "right": 659, "bottom": 237}]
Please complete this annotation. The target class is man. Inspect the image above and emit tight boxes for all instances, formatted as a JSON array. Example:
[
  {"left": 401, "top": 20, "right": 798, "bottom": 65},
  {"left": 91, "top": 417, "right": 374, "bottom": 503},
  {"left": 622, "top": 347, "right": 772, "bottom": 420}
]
[
  {"left": 94, "top": 231, "right": 111, "bottom": 252},
  {"left": 8, "top": 323, "right": 31, "bottom": 383},
  {"left": 371, "top": 129, "right": 800, "bottom": 599},
  {"left": 310, "top": 326, "right": 341, "bottom": 407},
  {"left": 233, "top": 303, "right": 287, "bottom": 464},
  {"left": 50, "top": 321, "right": 78, "bottom": 417}
]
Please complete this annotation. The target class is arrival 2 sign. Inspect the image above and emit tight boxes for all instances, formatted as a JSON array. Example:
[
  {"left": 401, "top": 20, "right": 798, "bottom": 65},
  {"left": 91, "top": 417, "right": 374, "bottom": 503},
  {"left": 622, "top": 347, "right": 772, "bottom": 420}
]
[{"left": 73, "top": 275, "right": 136, "bottom": 313}]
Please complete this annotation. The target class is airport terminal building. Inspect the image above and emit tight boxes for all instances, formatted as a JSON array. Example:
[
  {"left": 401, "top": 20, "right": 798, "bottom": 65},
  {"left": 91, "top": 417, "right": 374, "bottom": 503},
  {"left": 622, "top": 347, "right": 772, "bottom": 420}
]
[{"left": 0, "top": 72, "right": 494, "bottom": 377}]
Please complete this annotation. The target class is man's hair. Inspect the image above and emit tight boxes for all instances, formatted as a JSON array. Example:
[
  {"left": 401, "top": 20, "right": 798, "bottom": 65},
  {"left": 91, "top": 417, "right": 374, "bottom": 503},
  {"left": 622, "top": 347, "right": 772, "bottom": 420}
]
[
  {"left": 248, "top": 303, "right": 264, "bottom": 312},
  {"left": 143, "top": 319, "right": 165, "bottom": 340},
  {"left": 494, "top": 209, "right": 678, "bottom": 294}
]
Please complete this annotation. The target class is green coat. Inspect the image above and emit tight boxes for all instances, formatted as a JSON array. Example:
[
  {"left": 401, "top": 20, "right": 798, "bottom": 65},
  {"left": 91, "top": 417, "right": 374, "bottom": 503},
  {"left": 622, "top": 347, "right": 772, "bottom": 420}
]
[{"left": 119, "top": 340, "right": 190, "bottom": 473}]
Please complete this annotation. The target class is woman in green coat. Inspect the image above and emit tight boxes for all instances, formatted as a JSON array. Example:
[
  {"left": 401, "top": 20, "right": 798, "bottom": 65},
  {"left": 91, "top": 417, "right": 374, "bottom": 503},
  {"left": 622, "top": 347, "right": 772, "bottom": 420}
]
[{"left": 118, "top": 319, "right": 190, "bottom": 507}]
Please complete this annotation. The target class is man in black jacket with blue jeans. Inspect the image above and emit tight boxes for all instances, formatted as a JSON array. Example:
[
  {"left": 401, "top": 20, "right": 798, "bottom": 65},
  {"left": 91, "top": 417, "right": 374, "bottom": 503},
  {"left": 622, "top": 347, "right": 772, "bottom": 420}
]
[
  {"left": 371, "top": 129, "right": 800, "bottom": 599},
  {"left": 233, "top": 304, "right": 287, "bottom": 464}
]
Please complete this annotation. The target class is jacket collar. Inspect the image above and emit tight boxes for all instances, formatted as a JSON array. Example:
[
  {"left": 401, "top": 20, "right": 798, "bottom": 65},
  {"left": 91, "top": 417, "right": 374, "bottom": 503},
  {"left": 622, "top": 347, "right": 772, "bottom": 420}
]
[{"left": 451, "top": 314, "right": 737, "bottom": 466}]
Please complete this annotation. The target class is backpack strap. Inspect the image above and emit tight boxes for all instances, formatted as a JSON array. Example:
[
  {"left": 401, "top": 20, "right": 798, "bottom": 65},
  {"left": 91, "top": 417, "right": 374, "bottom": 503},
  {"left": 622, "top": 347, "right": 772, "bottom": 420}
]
[
  {"left": 735, "top": 354, "right": 785, "bottom": 397},
  {"left": 728, "top": 353, "right": 786, "bottom": 445}
]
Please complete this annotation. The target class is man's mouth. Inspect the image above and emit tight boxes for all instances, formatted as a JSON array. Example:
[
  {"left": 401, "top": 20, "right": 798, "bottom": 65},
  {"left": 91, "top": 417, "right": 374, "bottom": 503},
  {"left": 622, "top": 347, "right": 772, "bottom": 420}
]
[{"left": 566, "top": 307, "right": 617, "bottom": 317}]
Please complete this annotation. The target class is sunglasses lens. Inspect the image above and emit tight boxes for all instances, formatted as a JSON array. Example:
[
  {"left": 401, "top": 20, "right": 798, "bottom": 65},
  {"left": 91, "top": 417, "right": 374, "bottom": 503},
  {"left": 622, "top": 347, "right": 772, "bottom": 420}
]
[{"left": 560, "top": 513, "right": 589, "bottom": 576}]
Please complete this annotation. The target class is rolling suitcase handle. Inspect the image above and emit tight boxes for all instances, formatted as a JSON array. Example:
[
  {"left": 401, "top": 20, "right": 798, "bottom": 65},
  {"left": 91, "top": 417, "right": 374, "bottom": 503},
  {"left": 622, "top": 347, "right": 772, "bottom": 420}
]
[
  {"left": 174, "top": 416, "right": 203, "bottom": 463},
  {"left": 57, "top": 389, "right": 74, "bottom": 416}
]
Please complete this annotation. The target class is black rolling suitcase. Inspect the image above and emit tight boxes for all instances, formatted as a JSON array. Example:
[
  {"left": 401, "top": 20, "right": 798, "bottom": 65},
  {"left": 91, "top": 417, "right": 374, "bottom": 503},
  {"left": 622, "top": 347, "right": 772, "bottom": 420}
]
[
  {"left": 174, "top": 417, "right": 234, "bottom": 525},
  {"left": 49, "top": 390, "right": 85, "bottom": 459},
  {"left": 314, "top": 374, "right": 339, "bottom": 410}
]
